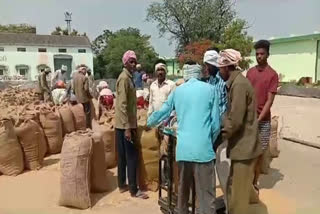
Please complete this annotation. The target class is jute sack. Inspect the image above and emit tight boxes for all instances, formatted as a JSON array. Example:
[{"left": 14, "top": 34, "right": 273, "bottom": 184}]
[
  {"left": 59, "top": 132, "right": 93, "bottom": 209},
  {"left": 40, "top": 108, "right": 63, "bottom": 154},
  {"left": 137, "top": 128, "right": 160, "bottom": 192},
  {"left": 270, "top": 116, "right": 280, "bottom": 158},
  {"left": 15, "top": 119, "right": 47, "bottom": 170},
  {"left": 90, "top": 132, "right": 108, "bottom": 192},
  {"left": 0, "top": 119, "right": 24, "bottom": 176},
  {"left": 58, "top": 105, "right": 75, "bottom": 135},
  {"left": 70, "top": 104, "right": 86, "bottom": 131}
]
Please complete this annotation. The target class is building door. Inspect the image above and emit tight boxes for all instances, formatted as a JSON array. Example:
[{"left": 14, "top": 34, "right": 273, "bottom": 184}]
[
  {"left": 317, "top": 40, "right": 320, "bottom": 82},
  {"left": 54, "top": 55, "right": 72, "bottom": 80}
]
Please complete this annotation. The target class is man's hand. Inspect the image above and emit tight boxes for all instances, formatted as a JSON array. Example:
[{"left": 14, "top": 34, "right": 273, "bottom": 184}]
[{"left": 125, "top": 129, "right": 132, "bottom": 142}]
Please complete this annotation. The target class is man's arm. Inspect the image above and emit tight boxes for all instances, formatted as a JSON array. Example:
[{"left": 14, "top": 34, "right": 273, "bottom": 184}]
[
  {"left": 258, "top": 74, "right": 279, "bottom": 121},
  {"left": 83, "top": 77, "right": 92, "bottom": 98},
  {"left": 117, "top": 78, "right": 130, "bottom": 128},
  {"left": 222, "top": 83, "right": 247, "bottom": 139},
  {"left": 211, "top": 88, "right": 221, "bottom": 142},
  {"left": 147, "top": 84, "right": 154, "bottom": 116},
  {"left": 147, "top": 92, "right": 175, "bottom": 127}
]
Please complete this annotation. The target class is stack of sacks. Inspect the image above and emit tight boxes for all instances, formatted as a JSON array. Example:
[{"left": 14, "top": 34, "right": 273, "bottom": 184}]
[
  {"left": 59, "top": 130, "right": 109, "bottom": 209},
  {"left": 95, "top": 110, "right": 117, "bottom": 169}
]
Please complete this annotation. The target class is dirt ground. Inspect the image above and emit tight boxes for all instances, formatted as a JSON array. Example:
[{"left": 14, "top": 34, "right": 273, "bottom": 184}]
[{"left": 0, "top": 95, "right": 319, "bottom": 214}]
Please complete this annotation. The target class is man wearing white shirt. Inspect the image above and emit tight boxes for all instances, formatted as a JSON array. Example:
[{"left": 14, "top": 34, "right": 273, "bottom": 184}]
[{"left": 148, "top": 60, "right": 176, "bottom": 116}]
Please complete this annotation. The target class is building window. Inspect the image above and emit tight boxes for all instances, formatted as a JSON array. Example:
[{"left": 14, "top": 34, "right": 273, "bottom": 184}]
[
  {"left": 78, "top": 49, "right": 86, "bottom": 53},
  {"left": 38, "top": 48, "right": 47, "bottom": 52},
  {"left": 0, "top": 69, "right": 4, "bottom": 76},
  {"left": 15, "top": 64, "right": 29, "bottom": 78},
  {"left": 17, "top": 48, "right": 26, "bottom": 52},
  {"left": 19, "top": 68, "right": 27, "bottom": 76},
  {"left": 0, "top": 47, "right": 4, "bottom": 52},
  {"left": 59, "top": 49, "right": 67, "bottom": 53}
]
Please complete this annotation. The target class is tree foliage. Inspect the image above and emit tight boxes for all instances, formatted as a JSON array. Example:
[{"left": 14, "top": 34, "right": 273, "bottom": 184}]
[
  {"left": 146, "top": 0, "right": 235, "bottom": 52},
  {"left": 93, "top": 27, "right": 158, "bottom": 78},
  {"left": 51, "top": 26, "right": 86, "bottom": 36},
  {"left": 178, "top": 20, "right": 253, "bottom": 69},
  {"left": 0, "top": 24, "right": 36, "bottom": 33}
]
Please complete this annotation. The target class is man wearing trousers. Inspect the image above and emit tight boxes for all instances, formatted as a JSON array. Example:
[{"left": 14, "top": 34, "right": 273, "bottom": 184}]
[
  {"left": 218, "top": 49, "right": 262, "bottom": 214},
  {"left": 115, "top": 50, "right": 148, "bottom": 199},
  {"left": 148, "top": 63, "right": 221, "bottom": 214}
]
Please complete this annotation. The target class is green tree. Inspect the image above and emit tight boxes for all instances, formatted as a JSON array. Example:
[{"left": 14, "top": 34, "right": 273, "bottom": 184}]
[
  {"left": 146, "top": 0, "right": 235, "bottom": 52},
  {"left": 217, "top": 19, "right": 253, "bottom": 69},
  {"left": 97, "top": 27, "right": 158, "bottom": 78},
  {"left": 92, "top": 29, "right": 113, "bottom": 55},
  {"left": 0, "top": 24, "right": 36, "bottom": 33},
  {"left": 51, "top": 26, "right": 86, "bottom": 36}
]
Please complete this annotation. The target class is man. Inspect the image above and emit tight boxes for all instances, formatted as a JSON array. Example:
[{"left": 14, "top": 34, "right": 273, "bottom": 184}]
[
  {"left": 73, "top": 66, "right": 92, "bottom": 129},
  {"left": 38, "top": 67, "right": 51, "bottom": 102},
  {"left": 247, "top": 40, "right": 279, "bottom": 191},
  {"left": 133, "top": 64, "right": 144, "bottom": 89},
  {"left": 218, "top": 49, "right": 262, "bottom": 214},
  {"left": 87, "top": 68, "right": 95, "bottom": 96},
  {"left": 148, "top": 63, "right": 220, "bottom": 214},
  {"left": 203, "top": 48, "right": 227, "bottom": 119},
  {"left": 51, "top": 65, "right": 68, "bottom": 88},
  {"left": 115, "top": 50, "right": 148, "bottom": 199},
  {"left": 148, "top": 60, "right": 175, "bottom": 116},
  {"left": 51, "top": 80, "right": 67, "bottom": 105}
]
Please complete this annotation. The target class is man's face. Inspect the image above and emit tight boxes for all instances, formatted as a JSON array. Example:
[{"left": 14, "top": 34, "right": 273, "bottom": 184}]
[
  {"left": 126, "top": 58, "right": 137, "bottom": 72},
  {"left": 156, "top": 68, "right": 166, "bottom": 82},
  {"left": 206, "top": 63, "right": 219, "bottom": 78},
  {"left": 203, "top": 64, "right": 210, "bottom": 78},
  {"left": 256, "top": 48, "right": 269, "bottom": 65},
  {"left": 219, "top": 66, "right": 230, "bottom": 81}
]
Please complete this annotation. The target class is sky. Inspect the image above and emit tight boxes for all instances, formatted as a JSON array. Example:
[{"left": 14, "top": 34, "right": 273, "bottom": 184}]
[{"left": 0, "top": 0, "right": 319, "bottom": 57}]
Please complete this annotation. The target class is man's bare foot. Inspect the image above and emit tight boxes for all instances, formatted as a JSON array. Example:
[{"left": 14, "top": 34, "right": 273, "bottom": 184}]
[{"left": 131, "top": 190, "right": 149, "bottom": 199}]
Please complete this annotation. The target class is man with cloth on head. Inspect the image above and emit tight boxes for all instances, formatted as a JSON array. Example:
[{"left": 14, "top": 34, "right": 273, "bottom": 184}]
[
  {"left": 218, "top": 49, "right": 262, "bottom": 214},
  {"left": 148, "top": 59, "right": 175, "bottom": 116},
  {"left": 51, "top": 65, "right": 68, "bottom": 88},
  {"left": 148, "top": 62, "right": 220, "bottom": 214},
  {"left": 73, "top": 66, "right": 92, "bottom": 129},
  {"left": 38, "top": 67, "right": 52, "bottom": 102},
  {"left": 115, "top": 50, "right": 148, "bottom": 199}
]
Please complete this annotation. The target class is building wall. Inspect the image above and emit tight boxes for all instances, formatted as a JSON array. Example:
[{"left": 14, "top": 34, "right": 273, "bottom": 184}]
[
  {"left": 165, "top": 58, "right": 183, "bottom": 77},
  {"left": 248, "top": 39, "right": 318, "bottom": 82},
  {"left": 0, "top": 45, "right": 93, "bottom": 81}
]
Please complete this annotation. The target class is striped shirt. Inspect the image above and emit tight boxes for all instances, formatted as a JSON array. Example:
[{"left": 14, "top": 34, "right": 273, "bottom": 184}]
[{"left": 208, "top": 74, "right": 227, "bottom": 119}]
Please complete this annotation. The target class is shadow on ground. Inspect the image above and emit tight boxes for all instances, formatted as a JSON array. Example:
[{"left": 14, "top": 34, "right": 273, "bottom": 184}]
[
  {"left": 91, "top": 170, "right": 118, "bottom": 207},
  {"left": 259, "top": 168, "right": 284, "bottom": 189},
  {"left": 42, "top": 158, "right": 60, "bottom": 167}
]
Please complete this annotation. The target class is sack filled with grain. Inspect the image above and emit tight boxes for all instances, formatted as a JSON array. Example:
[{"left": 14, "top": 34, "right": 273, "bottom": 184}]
[
  {"left": 270, "top": 116, "right": 280, "bottom": 158},
  {"left": 58, "top": 105, "right": 75, "bottom": 135},
  {"left": 137, "top": 128, "right": 160, "bottom": 192},
  {"left": 15, "top": 119, "right": 47, "bottom": 170},
  {"left": 40, "top": 107, "right": 63, "bottom": 154},
  {"left": 59, "top": 131, "right": 93, "bottom": 209},
  {"left": 90, "top": 132, "right": 108, "bottom": 192},
  {"left": 70, "top": 104, "right": 86, "bottom": 131},
  {"left": 93, "top": 122, "right": 116, "bottom": 169},
  {"left": 0, "top": 119, "right": 24, "bottom": 176}
]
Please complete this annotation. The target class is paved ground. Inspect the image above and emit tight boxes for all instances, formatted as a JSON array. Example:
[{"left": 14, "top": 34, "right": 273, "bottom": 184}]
[{"left": 0, "top": 139, "right": 319, "bottom": 214}]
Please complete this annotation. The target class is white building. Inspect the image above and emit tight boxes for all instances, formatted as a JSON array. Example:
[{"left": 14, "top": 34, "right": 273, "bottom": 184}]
[{"left": 0, "top": 33, "right": 93, "bottom": 81}]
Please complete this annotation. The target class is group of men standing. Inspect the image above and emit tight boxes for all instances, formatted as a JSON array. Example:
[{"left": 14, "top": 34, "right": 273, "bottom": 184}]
[
  {"left": 37, "top": 64, "right": 94, "bottom": 129},
  {"left": 115, "top": 39, "right": 278, "bottom": 214}
]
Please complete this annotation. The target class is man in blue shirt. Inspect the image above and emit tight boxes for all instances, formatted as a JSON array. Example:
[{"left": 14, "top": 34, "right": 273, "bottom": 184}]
[
  {"left": 147, "top": 62, "right": 220, "bottom": 214},
  {"left": 133, "top": 64, "right": 144, "bottom": 89}
]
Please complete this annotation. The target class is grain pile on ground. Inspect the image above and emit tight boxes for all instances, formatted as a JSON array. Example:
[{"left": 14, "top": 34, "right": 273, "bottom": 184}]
[
  {"left": 59, "top": 131, "right": 93, "bottom": 209},
  {"left": 0, "top": 119, "right": 24, "bottom": 176},
  {"left": 14, "top": 119, "right": 47, "bottom": 170}
]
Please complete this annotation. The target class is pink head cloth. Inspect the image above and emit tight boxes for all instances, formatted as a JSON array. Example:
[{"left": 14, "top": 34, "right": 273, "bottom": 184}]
[
  {"left": 218, "top": 49, "right": 242, "bottom": 68},
  {"left": 122, "top": 50, "right": 137, "bottom": 65}
]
